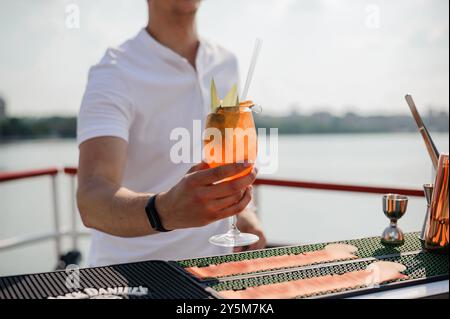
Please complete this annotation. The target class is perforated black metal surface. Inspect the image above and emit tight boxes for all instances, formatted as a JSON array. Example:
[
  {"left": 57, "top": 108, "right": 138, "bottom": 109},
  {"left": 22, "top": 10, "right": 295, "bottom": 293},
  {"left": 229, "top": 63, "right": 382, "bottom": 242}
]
[
  {"left": 0, "top": 261, "right": 215, "bottom": 299},
  {"left": 1, "top": 233, "right": 447, "bottom": 299}
]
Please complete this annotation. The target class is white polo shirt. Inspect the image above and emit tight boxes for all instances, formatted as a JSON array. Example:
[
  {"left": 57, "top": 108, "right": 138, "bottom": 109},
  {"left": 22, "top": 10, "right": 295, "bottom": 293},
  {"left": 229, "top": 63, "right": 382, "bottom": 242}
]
[{"left": 77, "top": 29, "right": 239, "bottom": 266}]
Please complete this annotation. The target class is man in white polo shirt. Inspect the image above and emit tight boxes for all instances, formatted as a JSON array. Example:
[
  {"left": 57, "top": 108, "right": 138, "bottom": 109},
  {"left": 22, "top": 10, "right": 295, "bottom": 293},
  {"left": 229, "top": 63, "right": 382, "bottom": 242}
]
[{"left": 77, "top": 0, "right": 266, "bottom": 267}]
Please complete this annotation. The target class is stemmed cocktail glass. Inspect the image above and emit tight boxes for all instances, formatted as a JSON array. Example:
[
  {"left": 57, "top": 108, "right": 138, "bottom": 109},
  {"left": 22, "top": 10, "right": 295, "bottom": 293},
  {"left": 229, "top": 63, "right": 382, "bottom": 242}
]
[
  {"left": 204, "top": 39, "right": 263, "bottom": 247},
  {"left": 204, "top": 102, "right": 259, "bottom": 247}
]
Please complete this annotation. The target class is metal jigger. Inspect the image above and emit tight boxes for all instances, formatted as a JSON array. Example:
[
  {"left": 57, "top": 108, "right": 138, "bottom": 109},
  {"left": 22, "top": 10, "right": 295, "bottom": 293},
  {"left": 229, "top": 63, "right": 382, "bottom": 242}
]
[
  {"left": 419, "top": 184, "right": 434, "bottom": 242},
  {"left": 381, "top": 194, "right": 409, "bottom": 246}
]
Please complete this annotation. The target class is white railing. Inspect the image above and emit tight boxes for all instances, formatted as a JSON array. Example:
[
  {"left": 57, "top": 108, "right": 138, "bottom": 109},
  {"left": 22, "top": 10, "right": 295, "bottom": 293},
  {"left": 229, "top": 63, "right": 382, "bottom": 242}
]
[{"left": 0, "top": 168, "right": 89, "bottom": 259}]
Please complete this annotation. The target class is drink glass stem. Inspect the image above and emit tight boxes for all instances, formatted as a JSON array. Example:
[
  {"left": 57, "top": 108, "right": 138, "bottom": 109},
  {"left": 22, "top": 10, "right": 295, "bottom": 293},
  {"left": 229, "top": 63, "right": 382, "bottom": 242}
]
[{"left": 230, "top": 215, "right": 240, "bottom": 234}]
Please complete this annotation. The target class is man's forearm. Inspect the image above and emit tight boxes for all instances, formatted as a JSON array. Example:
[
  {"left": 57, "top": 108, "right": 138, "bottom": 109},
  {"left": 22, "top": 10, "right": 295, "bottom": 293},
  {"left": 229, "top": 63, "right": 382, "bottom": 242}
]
[
  {"left": 77, "top": 177, "right": 157, "bottom": 237},
  {"left": 76, "top": 160, "right": 257, "bottom": 237}
]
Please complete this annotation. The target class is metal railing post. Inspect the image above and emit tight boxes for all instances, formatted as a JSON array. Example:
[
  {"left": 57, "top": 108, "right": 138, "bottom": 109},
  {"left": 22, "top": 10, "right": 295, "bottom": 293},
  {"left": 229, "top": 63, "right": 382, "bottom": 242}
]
[
  {"left": 50, "top": 175, "right": 62, "bottom": 258},
  {"left": 69, "top": 175, "right": 78, "bottom": 251}
]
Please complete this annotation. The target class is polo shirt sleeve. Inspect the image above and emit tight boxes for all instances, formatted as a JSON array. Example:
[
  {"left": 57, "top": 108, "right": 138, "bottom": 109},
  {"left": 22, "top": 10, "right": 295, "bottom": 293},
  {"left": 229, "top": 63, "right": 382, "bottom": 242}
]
[{"left": 77, "top": 61, "right": 134, "bottom": 146}]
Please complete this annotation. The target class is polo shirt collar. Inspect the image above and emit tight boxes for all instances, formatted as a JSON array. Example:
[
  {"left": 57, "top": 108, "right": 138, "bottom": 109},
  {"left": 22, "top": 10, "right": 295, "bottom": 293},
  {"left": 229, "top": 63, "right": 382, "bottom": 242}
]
[{"left": 137, "top": 28, "right": 204, "bottom": 72}]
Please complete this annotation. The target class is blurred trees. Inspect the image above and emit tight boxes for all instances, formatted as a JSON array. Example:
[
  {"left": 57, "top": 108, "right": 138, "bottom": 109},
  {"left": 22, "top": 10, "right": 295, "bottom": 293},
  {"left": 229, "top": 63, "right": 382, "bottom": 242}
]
[
  {"left": 0, "top": 111, "right": 448, "bottom": 141},
  {"left": 0, "top": 117, "right": 76, "bottom": 140}
]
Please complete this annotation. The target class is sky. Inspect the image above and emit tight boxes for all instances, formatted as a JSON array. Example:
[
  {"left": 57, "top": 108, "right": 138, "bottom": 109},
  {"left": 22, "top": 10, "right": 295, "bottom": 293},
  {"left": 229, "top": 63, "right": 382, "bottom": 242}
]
[{"left": 0, "top": 0, "right": 448, "bottom": 116}]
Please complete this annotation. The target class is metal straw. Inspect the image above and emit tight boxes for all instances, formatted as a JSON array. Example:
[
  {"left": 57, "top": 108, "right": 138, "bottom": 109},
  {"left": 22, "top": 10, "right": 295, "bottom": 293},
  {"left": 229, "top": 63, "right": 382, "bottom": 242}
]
[{"left": 405, "top": 94, "right": 440, "bottom": 169}]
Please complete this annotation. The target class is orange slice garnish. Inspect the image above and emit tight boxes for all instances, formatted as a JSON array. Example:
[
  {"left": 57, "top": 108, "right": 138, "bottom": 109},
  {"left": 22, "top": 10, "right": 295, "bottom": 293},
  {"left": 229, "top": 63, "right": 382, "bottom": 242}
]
[{"left": 239, "top": 100, "right": 255, "bottom": 108}]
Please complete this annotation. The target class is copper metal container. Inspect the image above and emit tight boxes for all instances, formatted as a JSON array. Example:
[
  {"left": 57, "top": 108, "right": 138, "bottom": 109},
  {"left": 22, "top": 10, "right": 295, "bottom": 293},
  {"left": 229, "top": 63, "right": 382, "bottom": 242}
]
[{"left": 423, "top": 153, "right": 449, "bottom": 254}]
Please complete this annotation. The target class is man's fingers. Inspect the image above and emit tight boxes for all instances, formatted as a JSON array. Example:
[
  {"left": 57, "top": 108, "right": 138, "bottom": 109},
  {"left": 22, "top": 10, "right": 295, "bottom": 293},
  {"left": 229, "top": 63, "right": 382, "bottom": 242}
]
[
  {"left": 187, "top": 162, "right": 209, "bottom": 174},
  {"left": 206, "top": 187, "right": 249, "bottom": 212},
  {"left": 190, "top": 162, "right": 252, "bottom": 186},
  {"left": 215, "top": 187, "right": 253, "bottom": 220},
  {"left": 202, "top": 168, "right": 257, "bottom": 199}
]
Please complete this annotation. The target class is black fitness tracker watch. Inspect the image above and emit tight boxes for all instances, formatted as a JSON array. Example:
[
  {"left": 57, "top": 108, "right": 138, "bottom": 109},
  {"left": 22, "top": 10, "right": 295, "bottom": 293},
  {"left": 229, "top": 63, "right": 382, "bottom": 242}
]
[{"left": 145, "top": 194, "right": 172, "bottom": 232}]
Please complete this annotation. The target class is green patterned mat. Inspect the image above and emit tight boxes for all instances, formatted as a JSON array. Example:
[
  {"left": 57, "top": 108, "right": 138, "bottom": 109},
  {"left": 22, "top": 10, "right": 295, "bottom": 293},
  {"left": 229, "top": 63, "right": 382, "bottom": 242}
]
[
  {"left": 210, "top": 251, "right": 449, "bottom": 298},
  {"left": 178, "top": 232, "right": 423, "bottom": 270}
]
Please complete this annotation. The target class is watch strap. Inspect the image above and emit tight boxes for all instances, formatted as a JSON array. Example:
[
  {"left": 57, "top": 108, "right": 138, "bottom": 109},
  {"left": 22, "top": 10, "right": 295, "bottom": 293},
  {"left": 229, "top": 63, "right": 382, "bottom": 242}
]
[{"left": 145, "top": 194, "right": 171, "bottom": 232}]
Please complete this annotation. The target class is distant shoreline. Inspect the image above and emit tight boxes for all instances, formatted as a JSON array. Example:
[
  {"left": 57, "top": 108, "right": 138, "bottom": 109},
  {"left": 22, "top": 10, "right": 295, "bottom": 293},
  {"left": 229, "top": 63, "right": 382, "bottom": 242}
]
[
  {"left": 0, "top": 112, "right": 448, "bottom": 142},
  {"left": 0, "top": 136, "right": 76, "bottom": 145},
  {"left": 1, "top": 131, "right": 449, "bottom": 146}
]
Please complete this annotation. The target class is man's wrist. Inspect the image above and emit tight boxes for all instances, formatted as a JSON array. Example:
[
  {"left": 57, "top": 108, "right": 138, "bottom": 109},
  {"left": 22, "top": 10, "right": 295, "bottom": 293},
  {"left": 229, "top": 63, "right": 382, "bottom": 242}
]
[
  {"left": 154, "top": 192, "right": 174, "bottom": 231},
  {"left": 144, "top": 193, "right": 173, "bottom": 232}
]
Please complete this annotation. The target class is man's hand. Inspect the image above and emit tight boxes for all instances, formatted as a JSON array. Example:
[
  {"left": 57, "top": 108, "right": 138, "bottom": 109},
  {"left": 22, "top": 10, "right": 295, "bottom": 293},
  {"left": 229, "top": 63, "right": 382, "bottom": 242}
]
[
  {"left": 156, "top": 162, "right": 257, "bottom": 231},
  {"left": 233, "top": 208, "right": 267, "bottom": 252},
  {"left": 77, "top": 136, "right": 257, "bottom": 237}
]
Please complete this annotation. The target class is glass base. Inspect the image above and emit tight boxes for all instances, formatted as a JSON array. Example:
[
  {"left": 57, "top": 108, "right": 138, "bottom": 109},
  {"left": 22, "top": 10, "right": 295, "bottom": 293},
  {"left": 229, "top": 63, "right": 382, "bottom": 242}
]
[
  {"left": 209, "top": 229, "right": 259, "bottom": 247},
  {"left": 381, "top": 225, "right": 404, "bottom": 246}
]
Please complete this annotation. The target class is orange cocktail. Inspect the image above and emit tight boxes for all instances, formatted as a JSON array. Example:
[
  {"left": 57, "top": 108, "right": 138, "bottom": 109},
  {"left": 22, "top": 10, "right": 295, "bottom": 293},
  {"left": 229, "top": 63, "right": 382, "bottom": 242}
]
[{"left": 203, "top": 101, "right": 257, "bottom": 181}]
